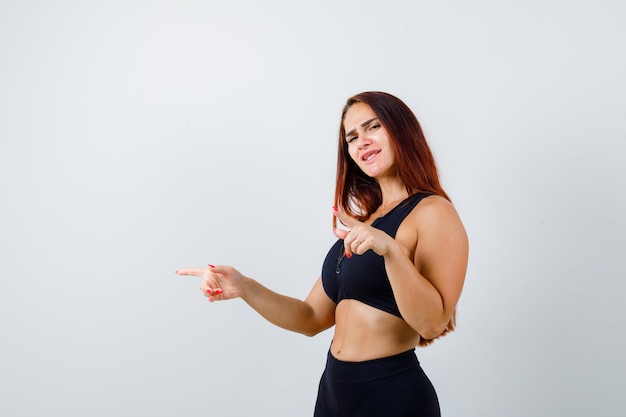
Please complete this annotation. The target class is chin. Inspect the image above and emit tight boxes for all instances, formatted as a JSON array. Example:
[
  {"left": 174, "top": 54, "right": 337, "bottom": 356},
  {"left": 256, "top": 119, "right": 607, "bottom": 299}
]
[
  {"left": 362, "top": 169, "right": 379, "bottom": 178},
  {"left": 365, "top": 166, "right": 389, "bottom": 179}
]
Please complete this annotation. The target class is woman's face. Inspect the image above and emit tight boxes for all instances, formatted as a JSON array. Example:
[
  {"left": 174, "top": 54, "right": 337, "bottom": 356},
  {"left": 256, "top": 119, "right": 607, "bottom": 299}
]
[{"left": 343, "top": 102, "right": 396, "bottom": 179}]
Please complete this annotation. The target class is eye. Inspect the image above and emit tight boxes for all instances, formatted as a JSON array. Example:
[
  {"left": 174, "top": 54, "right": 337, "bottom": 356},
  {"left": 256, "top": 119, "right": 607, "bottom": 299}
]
[
  {"left": 346, "top": 135, "right": 357, "bottom": 144},
  {"left": 369, "top": 124, "right": 380, "bottom": 131}
]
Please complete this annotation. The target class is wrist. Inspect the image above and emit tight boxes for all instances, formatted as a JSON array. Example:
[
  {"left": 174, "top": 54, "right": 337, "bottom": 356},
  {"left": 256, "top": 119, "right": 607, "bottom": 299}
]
[
  {"left": 238, "top": 276, "right": 254, "bottom": 300},
  {"left": 381, "top": 239, "right": 403, "bottom": 259}
]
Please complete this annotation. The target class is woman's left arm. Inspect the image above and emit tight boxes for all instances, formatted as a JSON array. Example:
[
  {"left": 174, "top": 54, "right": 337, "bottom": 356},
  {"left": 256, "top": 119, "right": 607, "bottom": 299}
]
[
  {"left": 384, "top": 197, "right": 468, "bottom": 339},
  {"left": 333, "top": 197, "right": 468, "bottom": 339}
]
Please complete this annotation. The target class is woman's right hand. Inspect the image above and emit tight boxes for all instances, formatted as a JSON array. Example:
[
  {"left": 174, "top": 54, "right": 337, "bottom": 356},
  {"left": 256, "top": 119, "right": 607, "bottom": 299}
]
[{"left": 176, "top": 264, "right": 246, "bottom": 302}]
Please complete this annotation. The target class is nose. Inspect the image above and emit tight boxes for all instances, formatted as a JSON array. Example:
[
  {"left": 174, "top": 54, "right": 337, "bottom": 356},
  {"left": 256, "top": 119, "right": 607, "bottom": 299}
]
[{"left": 356, "top": 132, "right": 371, "bottom": 149}]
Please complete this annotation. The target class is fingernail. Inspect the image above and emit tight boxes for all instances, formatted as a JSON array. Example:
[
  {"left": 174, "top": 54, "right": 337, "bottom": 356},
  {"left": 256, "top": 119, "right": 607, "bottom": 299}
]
[
  {"left": 332, "top": 206, "right": 338, "bottom": 212},
  {"left": 208, "top": 264, "right": 215, "bottom": 268},
  {"left": 215, "top": 289, "right": 223, "bottom": 294},
  {"left": 209, "top": 296, "right": 214, "bottom": 302},
  {"left": 206, "top": 289, "right": 213, "bottom": 294},
  {"left": 175, "top": 270, "right": 178, "bottom": 274},
  {"left": 346, "top": 253, "right": 352, "bottom": 259}
]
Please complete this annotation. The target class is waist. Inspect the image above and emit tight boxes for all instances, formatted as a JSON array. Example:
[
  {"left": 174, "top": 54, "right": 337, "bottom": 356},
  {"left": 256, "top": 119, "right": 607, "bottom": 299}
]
[
  {"left": 331, "top": 299, "right": 419, "bottom": 361},
  {"left": 325, "top": 348, "right": 419, "bottom": 383}
]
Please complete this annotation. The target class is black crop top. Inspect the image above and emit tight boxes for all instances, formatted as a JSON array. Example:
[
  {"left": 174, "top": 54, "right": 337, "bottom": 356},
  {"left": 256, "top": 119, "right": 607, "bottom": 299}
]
[{"left": 321, "top": 193, "right": 432, "bottom": 318}]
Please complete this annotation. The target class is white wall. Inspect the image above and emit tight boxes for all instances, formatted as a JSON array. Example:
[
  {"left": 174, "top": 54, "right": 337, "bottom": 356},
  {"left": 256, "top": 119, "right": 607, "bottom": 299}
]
[{"left": 1, "top": 1, "right": 624, "bottom": 416}]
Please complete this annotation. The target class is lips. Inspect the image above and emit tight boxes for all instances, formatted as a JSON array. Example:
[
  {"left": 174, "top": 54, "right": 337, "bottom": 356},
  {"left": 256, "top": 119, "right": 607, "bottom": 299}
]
[{"left": 361, "top": 150, "right": 380, "bottom": 162}]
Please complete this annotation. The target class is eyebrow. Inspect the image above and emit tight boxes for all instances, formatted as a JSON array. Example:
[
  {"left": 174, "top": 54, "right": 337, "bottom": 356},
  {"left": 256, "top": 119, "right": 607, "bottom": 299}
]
[{"left": 345, "top": 117, "right": 379, "bottom": 138}]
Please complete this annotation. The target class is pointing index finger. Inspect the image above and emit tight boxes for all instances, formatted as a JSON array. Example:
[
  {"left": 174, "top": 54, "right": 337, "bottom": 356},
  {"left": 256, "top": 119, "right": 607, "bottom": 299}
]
[{"left": 176, "top": 267, "right": 208, "bottom": 277}]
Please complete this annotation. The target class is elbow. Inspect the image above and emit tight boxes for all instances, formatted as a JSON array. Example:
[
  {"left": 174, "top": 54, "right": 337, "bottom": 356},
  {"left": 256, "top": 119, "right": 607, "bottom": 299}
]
[
  {"left": 299, "top": 324, "right": 319, "bottom": 337},
  {"left": 297, "top": 305, "right": 335, "bottom": 337},
  {"left": 419, "top": 327, "right": 443, "bottom": 341},
  {"left": 301, "top": 321, "right": 334, "bottom": 338},
  {"left": 286, "top": 326, "right": 321, "bottom": 338},
  {"left": 296, "top": 327, "right": 324, "bottom": 337},
  {"left": 418, "top": 319, "right": 450, "bottom": 341}
]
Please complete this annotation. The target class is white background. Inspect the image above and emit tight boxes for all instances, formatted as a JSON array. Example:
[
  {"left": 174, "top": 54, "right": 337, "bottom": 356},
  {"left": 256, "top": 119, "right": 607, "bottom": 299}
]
[{"left": 1, "top": 1, "right": 625, "bottom": 416}]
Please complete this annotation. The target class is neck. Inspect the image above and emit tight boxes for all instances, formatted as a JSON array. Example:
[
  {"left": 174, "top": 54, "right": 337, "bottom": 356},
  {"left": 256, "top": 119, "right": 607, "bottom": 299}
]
[
  {"left": 378, "top": 177, "right": 407, "bottom": 206},
  {"left": 375, "top": 177, "right": 408, "bottom": 216}
]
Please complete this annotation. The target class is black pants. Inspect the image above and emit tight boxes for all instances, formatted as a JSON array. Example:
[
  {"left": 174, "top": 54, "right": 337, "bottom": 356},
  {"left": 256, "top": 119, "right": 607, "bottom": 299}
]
[{"left": 314, "top": 349, "right": 440, "bottom": 417}]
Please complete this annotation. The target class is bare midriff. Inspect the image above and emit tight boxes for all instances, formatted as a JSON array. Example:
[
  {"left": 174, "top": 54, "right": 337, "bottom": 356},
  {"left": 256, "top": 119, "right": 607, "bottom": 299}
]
[{"left": 330, "top": 299, "right": 420, "bottom": 362}]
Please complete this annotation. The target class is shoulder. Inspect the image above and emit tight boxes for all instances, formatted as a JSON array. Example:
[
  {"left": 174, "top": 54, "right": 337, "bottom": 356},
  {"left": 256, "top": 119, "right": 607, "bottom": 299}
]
[
  {"left": 399, "top": 195, "right": 468, "bottom": 282},
  {"left": 402, "top": 194, "right": 467, "bottom": 242},
  {"left": 401, "top": 194, "right": 458, "bottom": 223},
  {"left": 413, "top": 194, "right": 458, "bottom": 221}
]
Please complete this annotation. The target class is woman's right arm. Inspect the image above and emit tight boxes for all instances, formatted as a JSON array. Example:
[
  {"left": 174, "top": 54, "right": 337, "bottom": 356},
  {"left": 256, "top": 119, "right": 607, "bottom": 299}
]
[{"left": 176, "top": 265, "right": 336, "bottom": 337}]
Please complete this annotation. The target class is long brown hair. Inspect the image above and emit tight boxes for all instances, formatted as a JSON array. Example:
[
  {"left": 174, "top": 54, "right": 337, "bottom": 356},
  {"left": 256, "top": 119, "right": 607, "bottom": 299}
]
[
  {"left": 333, "top": 91, "right": 455, "bottom": 346},
  {"left": 334, "top": 91, "right": 450, "bottom": 220}
]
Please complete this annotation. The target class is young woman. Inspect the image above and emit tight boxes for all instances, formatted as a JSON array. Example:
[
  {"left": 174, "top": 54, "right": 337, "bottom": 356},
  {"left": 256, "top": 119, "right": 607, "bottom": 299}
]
[{"left": 177, "top": 91, "right": 468, "bottom": 417}]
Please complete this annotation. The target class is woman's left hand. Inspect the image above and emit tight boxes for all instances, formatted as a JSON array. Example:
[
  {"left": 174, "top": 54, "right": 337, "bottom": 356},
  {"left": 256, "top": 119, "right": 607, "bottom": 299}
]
[{"left": 332, "top": 207, "right": 396, "bottom": 258}]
